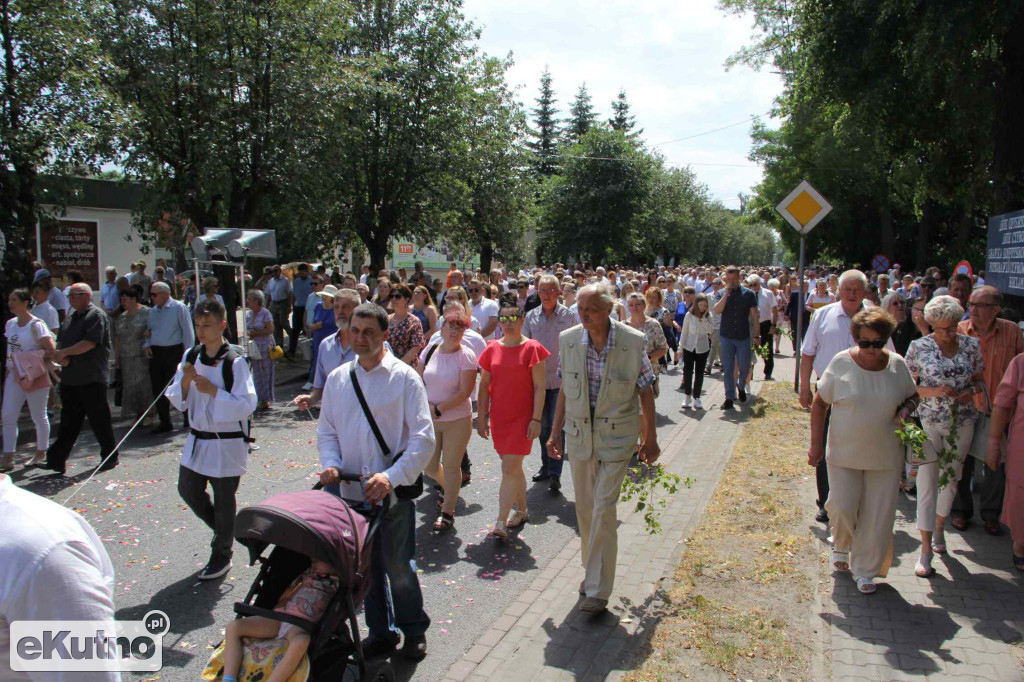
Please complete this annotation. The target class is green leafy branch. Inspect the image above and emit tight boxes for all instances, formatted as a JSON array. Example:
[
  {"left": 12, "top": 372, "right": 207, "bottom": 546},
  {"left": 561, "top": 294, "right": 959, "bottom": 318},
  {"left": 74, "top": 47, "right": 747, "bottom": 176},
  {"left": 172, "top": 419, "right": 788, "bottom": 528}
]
[
  {"left": 752, "top": 342, "right": 773, "bottom": 361},
  {"left": 621, "top": 462, "right": 694, "bottom": 534},
  {"left": 895, "top": 419, "right": 928, "bottom": 464},
  {"left": 895, "top": 403, "right": 961, "bottom": 488}
]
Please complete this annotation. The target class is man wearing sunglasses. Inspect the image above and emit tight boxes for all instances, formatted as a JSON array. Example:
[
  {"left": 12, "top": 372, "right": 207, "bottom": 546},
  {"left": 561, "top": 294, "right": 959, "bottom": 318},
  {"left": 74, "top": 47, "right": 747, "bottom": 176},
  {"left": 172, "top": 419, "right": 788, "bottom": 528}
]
[
  {"left": 799, "top": 270, "right": 894, "bottom": 524},
  {"left": 468, "top": 280, "right": 498, "bottom": 340}
]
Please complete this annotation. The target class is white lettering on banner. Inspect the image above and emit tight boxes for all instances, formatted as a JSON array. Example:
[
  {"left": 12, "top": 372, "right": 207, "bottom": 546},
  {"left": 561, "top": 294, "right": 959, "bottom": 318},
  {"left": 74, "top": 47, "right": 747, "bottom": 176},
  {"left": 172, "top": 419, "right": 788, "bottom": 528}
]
[{"left": 988, "top": 209, "right": 1024, "bottom": 296}]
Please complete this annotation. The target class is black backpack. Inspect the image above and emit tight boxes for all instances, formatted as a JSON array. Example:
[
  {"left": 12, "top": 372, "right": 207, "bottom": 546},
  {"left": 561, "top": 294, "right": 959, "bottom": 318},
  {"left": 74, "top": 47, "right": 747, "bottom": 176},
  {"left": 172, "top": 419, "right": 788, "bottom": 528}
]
[
  {"left": 184, "top": 343, "right": 255, "bottom": 444},
  {"left": 185, "top": 343, "right": 242, "bottom": 392}
]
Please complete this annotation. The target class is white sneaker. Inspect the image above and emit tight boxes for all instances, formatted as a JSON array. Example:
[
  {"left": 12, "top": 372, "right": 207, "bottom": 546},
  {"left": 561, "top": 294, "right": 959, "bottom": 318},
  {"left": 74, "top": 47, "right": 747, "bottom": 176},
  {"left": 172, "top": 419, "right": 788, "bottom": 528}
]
[
  {"left": 694, "top": 397, "right": 703, "bottom": 410},
  {"left": 302, "top": 381, "right": 313, "bottom": 390},
  {"left": 682, "top": 395, "right": 692, "bottom": 409}
]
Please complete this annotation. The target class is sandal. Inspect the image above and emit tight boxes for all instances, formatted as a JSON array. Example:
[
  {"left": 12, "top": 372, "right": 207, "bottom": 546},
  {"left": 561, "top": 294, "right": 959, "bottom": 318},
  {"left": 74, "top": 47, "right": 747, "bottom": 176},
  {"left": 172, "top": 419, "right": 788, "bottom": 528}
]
[
  {"left": 915, "top": 552, "right": 934, "bottom": 578},
  {"left": 1013, "top": 552, "right": 1024, "bottom": 572},
  {"left": 932, "top": 532, "right": 947, "bottom": 555},
  {"left": 433, "top": 512, "right": 454, "bottom": 532},
  {"left": 488, "top": 522, "right": 508, "bottom": 542},
  {"left": 507, "top": 509, "right": 530, "bottom": 529},
  {"left": 856, "top": 577, "right": 877, "bottom": 594},
  {"left": 831, "top": 549, "right": 850, "bottom": 572}
]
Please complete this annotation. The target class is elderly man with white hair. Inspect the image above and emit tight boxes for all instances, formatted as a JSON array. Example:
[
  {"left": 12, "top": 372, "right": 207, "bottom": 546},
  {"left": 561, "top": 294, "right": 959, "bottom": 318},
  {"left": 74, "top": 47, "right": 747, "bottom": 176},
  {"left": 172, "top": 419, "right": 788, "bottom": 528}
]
[
  {"left": 800, "top": 270, "right": 893, "bottom": 524},
  {"left": 548, "top": 282, "right": 660, "bottom": 613},
  {"left": 146, "top": 280, "right": 195, "bottom": 433},
  {"left": 746, "top": 274, "right": 778, "bottom": 381},
  {"left": 904, "top": 295, "right": 985, "bottom": 577}
]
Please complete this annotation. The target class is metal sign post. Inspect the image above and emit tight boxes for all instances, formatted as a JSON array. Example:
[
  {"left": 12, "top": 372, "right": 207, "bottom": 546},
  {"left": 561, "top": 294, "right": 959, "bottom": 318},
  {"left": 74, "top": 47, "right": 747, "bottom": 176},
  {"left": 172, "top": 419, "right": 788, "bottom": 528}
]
[{"left": 776, "top": 180, "right": 833, "bottom": 393}]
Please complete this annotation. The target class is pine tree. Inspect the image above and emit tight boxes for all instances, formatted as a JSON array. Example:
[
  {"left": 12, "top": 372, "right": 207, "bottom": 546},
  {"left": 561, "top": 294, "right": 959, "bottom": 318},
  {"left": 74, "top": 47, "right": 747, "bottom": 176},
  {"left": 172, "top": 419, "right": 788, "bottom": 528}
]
[
  {"left": 564, "top": 83, "right": 599, "bottom": 145},
  {"left": 527, "top": 67, "right": 560, "bottom": 178},
  {"left": 609, "top": 89, "right": 642, "bottom": 137}
]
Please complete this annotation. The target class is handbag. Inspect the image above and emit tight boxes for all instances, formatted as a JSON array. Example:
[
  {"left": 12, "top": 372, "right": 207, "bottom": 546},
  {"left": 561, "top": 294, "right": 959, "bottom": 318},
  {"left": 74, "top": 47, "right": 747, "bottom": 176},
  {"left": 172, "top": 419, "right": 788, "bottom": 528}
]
[
  {"left": 969, "top": 383, "right": 995, "bottom": 461},
  {"left": 246, "top": 338, "right": 262, "bottom": 360},
  {"left": 349, "top": 365, "right": 424, "bottom": 500},
  {"left": 12, "top": 349, "right": 51, "bottom": 393}
]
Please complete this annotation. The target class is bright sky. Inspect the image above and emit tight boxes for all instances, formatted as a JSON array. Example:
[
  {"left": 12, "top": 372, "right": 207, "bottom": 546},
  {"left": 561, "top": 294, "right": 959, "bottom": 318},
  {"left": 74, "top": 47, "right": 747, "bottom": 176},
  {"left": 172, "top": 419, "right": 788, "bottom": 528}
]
[{"left": 461, "top": 0, "right": 783, "bottom": 209}]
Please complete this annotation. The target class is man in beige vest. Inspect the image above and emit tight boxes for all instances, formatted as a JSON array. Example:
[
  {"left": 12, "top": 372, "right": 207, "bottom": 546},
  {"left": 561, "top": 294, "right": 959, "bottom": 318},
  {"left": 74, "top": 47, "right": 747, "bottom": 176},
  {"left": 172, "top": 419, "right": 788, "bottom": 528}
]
[{"left": 548, "top": 283, "right": 661, "bottom": 613}]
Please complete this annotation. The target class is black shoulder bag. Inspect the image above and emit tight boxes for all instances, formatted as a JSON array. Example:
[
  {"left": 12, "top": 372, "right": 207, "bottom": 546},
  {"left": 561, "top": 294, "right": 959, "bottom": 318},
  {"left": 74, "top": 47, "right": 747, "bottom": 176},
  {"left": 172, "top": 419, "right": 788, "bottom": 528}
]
[{"left": 349, "top": 365, "right": 424, "bottom": 500}]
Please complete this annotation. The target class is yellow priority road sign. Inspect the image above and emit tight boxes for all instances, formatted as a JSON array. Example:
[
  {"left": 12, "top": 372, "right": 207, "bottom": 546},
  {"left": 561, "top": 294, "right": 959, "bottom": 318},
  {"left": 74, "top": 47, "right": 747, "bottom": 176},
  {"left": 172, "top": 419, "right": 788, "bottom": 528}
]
[{"left": 776, "top": 180, "right": 833, "bottom": 235}]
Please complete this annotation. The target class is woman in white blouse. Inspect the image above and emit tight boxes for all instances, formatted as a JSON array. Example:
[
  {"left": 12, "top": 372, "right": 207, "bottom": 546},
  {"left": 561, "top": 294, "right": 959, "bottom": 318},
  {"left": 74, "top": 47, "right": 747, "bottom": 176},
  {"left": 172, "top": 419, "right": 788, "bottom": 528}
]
[
  {"left": 807, "top": 308, "right": 919, "bottom": 594},
  {"left": 3, "top": 289, "right": 56, "bottom": 471},
  {"left": 679, "top": 294, "right": 714, "bottom": 410}
]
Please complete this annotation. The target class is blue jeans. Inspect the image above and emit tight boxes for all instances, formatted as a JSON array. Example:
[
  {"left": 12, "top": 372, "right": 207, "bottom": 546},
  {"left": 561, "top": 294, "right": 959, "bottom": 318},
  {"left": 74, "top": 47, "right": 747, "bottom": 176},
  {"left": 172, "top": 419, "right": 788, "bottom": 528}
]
[
  {"left": 719, "top": 335, "right": 752, "bottom": 400},
  {"left": 539, "top": 388, "right": 563, "bottom": 478},
  {"left": 364, "top": 497, "right": 430, "bottom": 640}
]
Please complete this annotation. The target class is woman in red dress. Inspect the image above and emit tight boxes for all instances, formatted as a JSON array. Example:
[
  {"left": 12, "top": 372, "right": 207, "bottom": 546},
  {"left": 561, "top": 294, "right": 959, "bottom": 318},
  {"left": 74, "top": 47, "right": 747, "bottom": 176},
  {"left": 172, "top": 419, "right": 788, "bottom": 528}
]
[{"left": 477, "top": 293, "right": 549, "bottom": 541}]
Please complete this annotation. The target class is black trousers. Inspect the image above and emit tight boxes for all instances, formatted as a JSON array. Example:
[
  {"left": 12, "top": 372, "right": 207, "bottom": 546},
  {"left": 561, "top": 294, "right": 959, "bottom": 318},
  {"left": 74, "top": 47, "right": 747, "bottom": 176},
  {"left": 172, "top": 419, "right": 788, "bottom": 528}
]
[
  {"left": 759, "top": 321, "right": 775, "bottom": 378},
  {"left": 289, "top": 306, "right": 305, "bottom": 354},
  {"left": 150, "top": 344, "right": 185, "bottom": 427},
  {"left": 816, "top": 406, "right": 832, "bottom": 510},
  {"left": 47, "top": 383, "right": 117, "bottom": 470},
  {"left": 177, "top": 465, "right": 240, "bottom": 561},
  {"left": 682, "top": 348, "right": 709, "bottom": 397},
  {"left": 952, "top": 458, "right": 1005, "bottom": 522}
]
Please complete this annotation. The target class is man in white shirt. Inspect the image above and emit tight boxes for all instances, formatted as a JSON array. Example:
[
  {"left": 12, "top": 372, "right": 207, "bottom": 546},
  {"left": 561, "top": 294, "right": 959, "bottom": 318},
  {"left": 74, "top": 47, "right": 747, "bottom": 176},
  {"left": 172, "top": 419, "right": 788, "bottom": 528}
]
[
  {"left": 0, "top": 474, "right": 118, "bottom": 682},
  {"left": 799, "top": 270, "right": 892, "bottom": 524},
  {"left": 33, "top": 269, "right": 68, "bottom": 323},
  {"left": 359, "top": 265, "right": 370, "bottom": 285},
  {"left": 747, "top": 275, "right": 778, "bottom": 381},
  {"left": 99, "top": 267, "right": 120, "bottom": 314},
  {"left": 468, "top": 279, "right": 498, "bottom": 339},
  {"left": 318, "top": 303, "right": 434, "bottom": 661}
]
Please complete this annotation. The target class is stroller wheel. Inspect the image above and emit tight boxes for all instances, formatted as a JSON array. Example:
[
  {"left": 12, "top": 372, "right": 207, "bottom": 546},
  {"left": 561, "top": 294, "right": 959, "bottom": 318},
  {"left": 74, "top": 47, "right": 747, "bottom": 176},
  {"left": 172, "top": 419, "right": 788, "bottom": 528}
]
[{"left": 361, "top": 658, "right": 395, "bottom": 682}]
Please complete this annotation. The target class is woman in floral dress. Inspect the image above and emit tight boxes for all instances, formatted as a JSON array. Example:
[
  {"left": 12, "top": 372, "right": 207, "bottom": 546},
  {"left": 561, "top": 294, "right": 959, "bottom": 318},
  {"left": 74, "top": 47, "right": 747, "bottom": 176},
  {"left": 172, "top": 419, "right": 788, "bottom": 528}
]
[
  {"left": 904, "top": 295, "right": 985, "bottom": 578},
  {"left": 246, "top": 289, "right": 276, "bottom": 409},
  {"left": 388, "top": 284, "right": 425, "bottom": 365}
]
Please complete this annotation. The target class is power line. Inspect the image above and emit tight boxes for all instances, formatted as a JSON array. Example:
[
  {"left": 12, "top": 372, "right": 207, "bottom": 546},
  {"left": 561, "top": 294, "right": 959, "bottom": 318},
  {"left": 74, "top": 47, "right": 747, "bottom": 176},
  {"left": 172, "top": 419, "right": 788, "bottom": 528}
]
[{"left": 650, "top": 113, "right": 772, "bottom": 147}]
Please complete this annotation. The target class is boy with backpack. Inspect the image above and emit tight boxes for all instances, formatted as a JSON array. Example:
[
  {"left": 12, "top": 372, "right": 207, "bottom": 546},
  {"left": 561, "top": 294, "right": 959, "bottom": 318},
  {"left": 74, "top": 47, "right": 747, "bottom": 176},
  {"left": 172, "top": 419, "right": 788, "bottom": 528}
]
[{"left": 166, "top": 299, "right": 258, "bottom": 580}]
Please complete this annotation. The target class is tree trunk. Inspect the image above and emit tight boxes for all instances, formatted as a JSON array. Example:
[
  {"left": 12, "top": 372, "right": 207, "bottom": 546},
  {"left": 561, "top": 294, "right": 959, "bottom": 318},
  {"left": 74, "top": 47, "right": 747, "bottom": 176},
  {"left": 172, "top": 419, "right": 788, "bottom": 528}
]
[
  {"left": 880, "top": 204, "right": 894, "bottom": 264},
  {"left": 480, "top": 240, "right": 493, "bottom": 274},
  {"left": 994, "top": 5, "right": 1024, "bottom": 214},
  {"left": 915, "top": 199, "right": 934, "bottom": 271}
]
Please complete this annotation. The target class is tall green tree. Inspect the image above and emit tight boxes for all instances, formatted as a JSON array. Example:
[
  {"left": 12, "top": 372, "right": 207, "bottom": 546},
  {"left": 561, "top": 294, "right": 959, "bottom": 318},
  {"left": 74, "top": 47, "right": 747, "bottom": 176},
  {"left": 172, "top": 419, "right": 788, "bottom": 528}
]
[
  {"left": 460, "top": 58, "right": 534, "bottom": 272},
  {"left": 563, "top": 83, "right": 598, "bottom": 146},
  {"left": 609, "top": 89, "right": 641, "bottom": 138},
  {"left": 306, "top": 0, "right": 492, "bottom": 272},
  {"left": 540, "top": 127, "right": 652, "bottom": 263},
  {"left": 1, "top": 0, "right": 123, "bottom": 290},
  {"left": 527, "top": 67, "right": 560, "bottom": 179},
  {"left": 106, "top": 0, "right": 348, "bottom": 264}
]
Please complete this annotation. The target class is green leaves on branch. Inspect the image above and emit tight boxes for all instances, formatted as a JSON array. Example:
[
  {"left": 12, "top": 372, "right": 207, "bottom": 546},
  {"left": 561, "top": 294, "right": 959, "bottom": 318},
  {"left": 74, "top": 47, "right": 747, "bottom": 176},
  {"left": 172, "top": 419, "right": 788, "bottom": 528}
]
[{"left": 621, "top": 462, "right": 694, "bottom": 535}]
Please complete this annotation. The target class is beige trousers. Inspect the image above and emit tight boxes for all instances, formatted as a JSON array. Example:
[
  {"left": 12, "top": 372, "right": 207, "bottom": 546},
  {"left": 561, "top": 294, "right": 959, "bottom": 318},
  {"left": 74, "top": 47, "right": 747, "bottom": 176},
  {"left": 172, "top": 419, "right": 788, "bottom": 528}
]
[
  {"left": 569, "top": 455, "right": 633, "bottom": 600},
  {"left": 825, "top": 464, "right": 901, "bottom": 580}
]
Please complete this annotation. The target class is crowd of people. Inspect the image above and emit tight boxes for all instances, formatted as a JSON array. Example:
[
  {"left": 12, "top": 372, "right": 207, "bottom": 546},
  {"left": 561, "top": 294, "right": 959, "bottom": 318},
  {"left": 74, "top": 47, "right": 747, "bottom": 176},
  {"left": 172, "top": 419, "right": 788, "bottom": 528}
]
[{"left": 2, "top": 254, "right": 1022, "bottom": 677}]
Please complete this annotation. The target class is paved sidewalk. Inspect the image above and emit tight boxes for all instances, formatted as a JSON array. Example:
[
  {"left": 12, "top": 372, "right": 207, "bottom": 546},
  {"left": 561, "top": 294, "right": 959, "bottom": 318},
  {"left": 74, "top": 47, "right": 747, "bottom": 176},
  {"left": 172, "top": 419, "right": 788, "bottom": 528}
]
[
  {"left": 824, "top": 478, "right": 1024, "bottom": 681},
  {"left": 442, "top": 357, "right": 770, "bottom": 681}
]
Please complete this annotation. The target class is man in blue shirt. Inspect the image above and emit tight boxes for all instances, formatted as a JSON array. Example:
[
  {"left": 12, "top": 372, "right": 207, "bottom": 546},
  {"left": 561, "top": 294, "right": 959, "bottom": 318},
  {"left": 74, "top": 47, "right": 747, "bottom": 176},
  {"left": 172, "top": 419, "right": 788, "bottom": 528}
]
[
  {"left": 147, "top": 281, "right": 195, "bottom": 433},
  {"left": 99, "top": 266, "right": 120, "bottom": 314},
  {"left": 712, "top": 266, "right": 759, "bottom": 410},
  {"left": 288, "top": 263, "right": 313, "bottom": 357},
  {"left": 265, "top": 265, "right": 292, "bottom": 350}
]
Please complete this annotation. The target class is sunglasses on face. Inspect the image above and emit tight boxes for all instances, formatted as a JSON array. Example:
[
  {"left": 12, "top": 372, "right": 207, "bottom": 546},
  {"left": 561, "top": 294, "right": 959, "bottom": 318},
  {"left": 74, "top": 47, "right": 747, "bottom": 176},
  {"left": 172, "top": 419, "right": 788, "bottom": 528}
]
[
  {"left": 498, "top": 314, "right": 522, "bottom": 323},
  {"left": 468, "top": 288, "right": 480, "bottom": 293},
  {"left": 442, "top": 322, "right": 466, "bottom": 331},
  {"left": 968, "top": 302, "right": 999, "bottom": 310},
  {"left": 857, "top": 339, "right": 886, "bottom": 349}
]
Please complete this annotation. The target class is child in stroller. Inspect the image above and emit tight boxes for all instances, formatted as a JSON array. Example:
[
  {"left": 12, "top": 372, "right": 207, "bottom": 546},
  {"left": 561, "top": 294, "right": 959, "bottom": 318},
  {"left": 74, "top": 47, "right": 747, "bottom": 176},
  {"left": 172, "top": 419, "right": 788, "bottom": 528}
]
[
  {"left": 221, "top": 559, "right": 340, "bottom": 682},
  {"left": 205, "top": 485, "right": 392, "bottom": 682}
]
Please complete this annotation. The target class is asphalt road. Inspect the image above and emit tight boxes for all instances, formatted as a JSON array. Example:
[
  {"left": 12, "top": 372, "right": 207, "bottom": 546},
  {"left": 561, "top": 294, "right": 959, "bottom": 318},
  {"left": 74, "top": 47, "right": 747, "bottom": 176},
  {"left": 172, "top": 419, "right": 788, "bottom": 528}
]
[{"left": 10, "top": 355, "right": 708, "bottom": 681}]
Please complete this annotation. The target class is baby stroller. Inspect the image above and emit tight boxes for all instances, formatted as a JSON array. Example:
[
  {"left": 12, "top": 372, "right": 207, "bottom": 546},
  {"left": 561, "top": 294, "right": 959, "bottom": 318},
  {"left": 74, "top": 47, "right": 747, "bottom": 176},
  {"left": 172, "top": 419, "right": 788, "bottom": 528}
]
[{"left": 229, "top": 480, "right": 393, "bottom": 681}]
